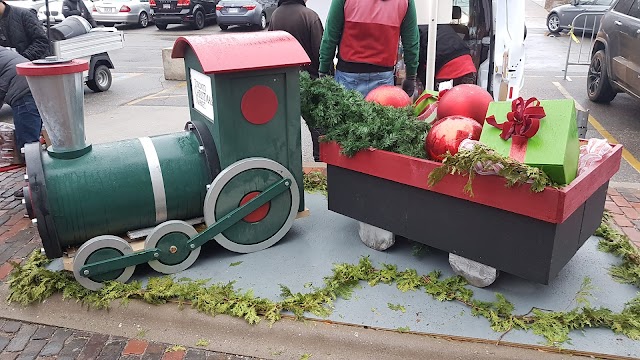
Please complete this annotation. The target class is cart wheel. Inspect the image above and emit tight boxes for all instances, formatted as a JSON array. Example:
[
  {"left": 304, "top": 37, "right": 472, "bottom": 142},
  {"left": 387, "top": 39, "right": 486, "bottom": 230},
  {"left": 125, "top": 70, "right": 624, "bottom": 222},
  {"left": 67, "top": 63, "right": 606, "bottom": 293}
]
[
  {"left": 144, "top": 220, "right": 200, "bottom": 274},
  {"left": 73, "top": 235, "right": 136, "bottom": 291},
  {"left": 448, "top": 253, "right": 499, "bottom": 288},
  {"left": 87, "top": 65, "right": 112, "bottom": 92},
  {"left": 203, "top": 158, "right": 299, "bottom": 253}
]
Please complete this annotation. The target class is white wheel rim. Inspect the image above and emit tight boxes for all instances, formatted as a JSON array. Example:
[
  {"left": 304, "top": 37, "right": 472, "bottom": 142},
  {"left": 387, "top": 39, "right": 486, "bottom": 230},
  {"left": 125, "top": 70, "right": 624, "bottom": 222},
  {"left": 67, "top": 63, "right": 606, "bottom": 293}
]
[
  {"left": 144, "top": 220, "right": 200, "bottom": 274},
  {"left": 203, "top": 158, "right": 299, "bottom": 254},
  {"left": 73, "top": 235, "right": 135, "bottom": 291}
]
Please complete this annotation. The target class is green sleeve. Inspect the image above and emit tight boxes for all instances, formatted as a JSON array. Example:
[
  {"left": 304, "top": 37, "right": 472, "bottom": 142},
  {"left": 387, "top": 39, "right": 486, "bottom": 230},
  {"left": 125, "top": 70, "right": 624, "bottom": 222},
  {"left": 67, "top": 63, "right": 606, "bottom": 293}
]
[
  {"left": 319, "top": 0, "right": 345, "bottom": 74},
  {"left": 400, "top": 0, "right": 420, "bottom": 77}
]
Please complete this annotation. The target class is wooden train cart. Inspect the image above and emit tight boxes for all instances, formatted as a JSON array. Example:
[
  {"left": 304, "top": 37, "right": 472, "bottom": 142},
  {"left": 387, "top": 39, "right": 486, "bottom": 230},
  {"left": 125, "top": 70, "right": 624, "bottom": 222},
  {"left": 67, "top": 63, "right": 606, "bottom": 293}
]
[{"left": 320, "top": 141, "right": 623, "bottom": 285}]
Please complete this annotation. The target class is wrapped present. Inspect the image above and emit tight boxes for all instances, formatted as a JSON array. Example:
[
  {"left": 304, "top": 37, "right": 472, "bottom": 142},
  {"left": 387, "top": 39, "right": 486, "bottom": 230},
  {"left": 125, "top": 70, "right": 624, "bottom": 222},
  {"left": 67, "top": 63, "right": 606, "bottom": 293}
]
[{"left": 478, "top": 98, "right": 580, "bottom": 185}]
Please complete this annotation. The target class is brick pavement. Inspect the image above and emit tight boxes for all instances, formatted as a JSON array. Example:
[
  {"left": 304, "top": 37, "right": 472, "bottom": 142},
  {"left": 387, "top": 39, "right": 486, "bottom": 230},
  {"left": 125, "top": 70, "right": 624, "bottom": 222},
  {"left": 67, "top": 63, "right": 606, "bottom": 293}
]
[
  {"left": 0, "top": 318, "right": 260, "bottom": 360},
  {"left": 1, "top": 166, "right": 639, "bottom": 359}
]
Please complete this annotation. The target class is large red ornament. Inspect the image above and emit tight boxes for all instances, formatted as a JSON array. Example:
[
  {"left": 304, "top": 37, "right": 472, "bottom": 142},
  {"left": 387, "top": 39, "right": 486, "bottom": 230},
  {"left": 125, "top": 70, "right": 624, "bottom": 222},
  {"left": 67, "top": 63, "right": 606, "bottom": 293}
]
[
  {"left": 437, "top": 84, "right": 493, "bottom": 124},
  {"left": 425, "top": 115, "right": 483, "bottom": 161},
  {"left": 365, "top": 85, "right": 412, "bottom": 108}
]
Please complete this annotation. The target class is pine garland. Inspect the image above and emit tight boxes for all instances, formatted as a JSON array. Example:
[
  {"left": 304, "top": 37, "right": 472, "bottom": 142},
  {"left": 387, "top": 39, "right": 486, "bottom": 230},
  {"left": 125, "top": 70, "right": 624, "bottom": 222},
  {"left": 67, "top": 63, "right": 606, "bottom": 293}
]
[
  {"left": 6, "top": 214, "right": 640, "bottom": 348},
  {"left": 596, "top": 212, "right": 640, "bottom": 286},
  {"left": 427, "top": 143, "right": 558, "bottom": 196},
  {"left": 299, "top": 72, "right": 430, "bottom": 158}
]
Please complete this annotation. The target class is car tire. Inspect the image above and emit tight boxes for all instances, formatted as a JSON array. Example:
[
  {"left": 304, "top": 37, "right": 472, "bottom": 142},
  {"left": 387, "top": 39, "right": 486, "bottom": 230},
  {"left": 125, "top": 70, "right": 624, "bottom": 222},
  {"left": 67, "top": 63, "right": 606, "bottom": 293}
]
[
  {"left": 156, "top": 23, "right": 167, "bottom": 30},
  {"left": 192, "top": 9, "right": 205, "bottom": 30},
  {"left": 587, "top": 50, "right": 617, "bottom": 103},
  {"left": 547, "top": 13, "right": 561, "bottom": 34},
  {"left": 138, "top": 11, "right": 149, "bottom": 28},
  {"left": 219, "top": 24, "right": 228, "bottom": 30},
  {"left": 258, "top": 12, "right": 266, "bottom": 30},
  {"left": 86, "top": 65, "right": 112, "bottom": 93}
]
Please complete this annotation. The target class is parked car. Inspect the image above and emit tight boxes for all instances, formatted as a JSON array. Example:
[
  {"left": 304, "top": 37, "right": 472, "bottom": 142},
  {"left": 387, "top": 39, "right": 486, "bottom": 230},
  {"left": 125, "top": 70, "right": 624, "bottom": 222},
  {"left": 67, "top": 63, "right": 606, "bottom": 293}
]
[
  {"left": 587, "top": 0, "right": 640, "bottom": 102},
  {"left": 150, "top": 0, "right": 217, "bottom": 30},
  {"left": 215, "top": 0, "right": 277, "bottom": 31},
  {"left": 92, "top": 0, "right": 151, "bottom": 27},
  {"left": 5, "top": 0, "right": 48, "bottom": 13},
  {"left": 547, "top": 0, "right": 614, "bottom": 34},
  {"left": 37, "top": 0, "right": 66, "bottom": 23}
]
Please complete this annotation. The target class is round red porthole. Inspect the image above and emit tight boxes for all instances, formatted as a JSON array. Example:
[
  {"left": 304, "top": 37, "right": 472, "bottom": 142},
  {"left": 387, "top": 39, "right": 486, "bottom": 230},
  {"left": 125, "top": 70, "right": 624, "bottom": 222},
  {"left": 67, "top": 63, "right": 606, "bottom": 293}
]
[{"left": 241, "top": 85, "right": 278, "bottom": 125}]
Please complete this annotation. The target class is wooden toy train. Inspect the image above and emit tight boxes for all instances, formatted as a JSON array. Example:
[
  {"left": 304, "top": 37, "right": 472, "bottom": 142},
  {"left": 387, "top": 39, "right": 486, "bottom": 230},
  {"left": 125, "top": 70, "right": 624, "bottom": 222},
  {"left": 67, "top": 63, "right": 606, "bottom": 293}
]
[
  {"left": 19, "top": 32, "right": 309, "bottom": 290},
  {"left": 17, "top": 32, "right": 622, "bottom": 291}
]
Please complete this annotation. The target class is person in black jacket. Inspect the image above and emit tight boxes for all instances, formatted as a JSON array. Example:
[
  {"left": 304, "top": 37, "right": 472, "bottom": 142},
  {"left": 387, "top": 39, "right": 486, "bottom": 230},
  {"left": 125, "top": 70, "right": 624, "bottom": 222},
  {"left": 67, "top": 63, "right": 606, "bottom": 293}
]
[
  {"left": 269, "top": 0, "right": 325, "bottom": 162},
  {"left": 62, "top": 0, "right": 97, "bottom": 27},
  {"left": 0, "top": 1, "right": 50, "bottom": 61},
  {"left": 417, "top": 24, "right": 477, "bottom": 90}
]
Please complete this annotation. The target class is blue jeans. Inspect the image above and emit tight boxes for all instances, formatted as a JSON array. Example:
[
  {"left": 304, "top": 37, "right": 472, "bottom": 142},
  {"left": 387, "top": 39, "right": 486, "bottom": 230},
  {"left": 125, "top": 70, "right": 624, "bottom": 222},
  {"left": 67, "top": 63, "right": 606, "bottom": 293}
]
[
  {"left": 12, "top": 95, "right": 42, "bottom": 151},
  {"left": 334, "top": 70, "right": 395, "bottom": 98}
]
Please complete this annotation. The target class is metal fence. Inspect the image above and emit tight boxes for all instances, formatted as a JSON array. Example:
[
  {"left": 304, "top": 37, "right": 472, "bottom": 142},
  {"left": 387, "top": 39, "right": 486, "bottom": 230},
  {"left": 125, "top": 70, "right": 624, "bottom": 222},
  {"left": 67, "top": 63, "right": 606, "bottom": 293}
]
[{"left": 563, "top": 12, "right": 605, "bottom": 80}]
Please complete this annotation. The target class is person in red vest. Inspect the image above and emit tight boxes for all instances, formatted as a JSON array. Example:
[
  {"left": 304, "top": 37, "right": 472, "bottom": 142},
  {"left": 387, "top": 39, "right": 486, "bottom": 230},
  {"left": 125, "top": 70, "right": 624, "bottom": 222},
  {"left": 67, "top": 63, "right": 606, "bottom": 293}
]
[
  {"left": 318, "top": 0, "right": 419, "bottom": 98},
  {"left": 417, "top": 24, "right": 477, "bottom": 90}
]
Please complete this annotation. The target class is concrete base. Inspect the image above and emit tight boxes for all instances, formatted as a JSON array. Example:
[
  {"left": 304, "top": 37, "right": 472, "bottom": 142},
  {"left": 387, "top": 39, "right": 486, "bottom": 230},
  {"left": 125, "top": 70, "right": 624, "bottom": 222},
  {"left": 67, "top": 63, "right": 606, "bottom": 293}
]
[
  {"left": 162, "top": 47, "right": 186, "bottom": 81},
  {"left": 358, "top": 221, "right": 395, "bottom": 251},
  {"left": 449, "top": 253, "right": 499, "bottom": 288}
]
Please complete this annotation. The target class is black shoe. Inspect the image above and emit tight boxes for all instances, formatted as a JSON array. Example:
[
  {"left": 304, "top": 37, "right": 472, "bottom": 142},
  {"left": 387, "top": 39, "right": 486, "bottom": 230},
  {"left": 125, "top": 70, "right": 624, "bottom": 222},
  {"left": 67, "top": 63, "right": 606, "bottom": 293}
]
[{"left": 13, "top": 188, "right": 23, "bottom": 199}]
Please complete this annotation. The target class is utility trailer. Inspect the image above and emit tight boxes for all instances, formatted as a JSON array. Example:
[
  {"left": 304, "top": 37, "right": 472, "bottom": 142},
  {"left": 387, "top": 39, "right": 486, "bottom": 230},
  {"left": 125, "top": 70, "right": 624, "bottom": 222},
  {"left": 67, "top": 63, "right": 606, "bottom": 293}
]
[{"left": 51, "top": 29, "right": 125, "bottom": 92}]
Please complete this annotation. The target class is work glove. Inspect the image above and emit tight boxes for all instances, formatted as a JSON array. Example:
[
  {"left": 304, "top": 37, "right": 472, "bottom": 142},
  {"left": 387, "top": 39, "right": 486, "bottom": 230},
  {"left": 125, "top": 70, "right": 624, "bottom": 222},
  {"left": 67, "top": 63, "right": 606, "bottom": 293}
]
[{"left": 402, "top": 74, "right": 417, "bottom": 97}]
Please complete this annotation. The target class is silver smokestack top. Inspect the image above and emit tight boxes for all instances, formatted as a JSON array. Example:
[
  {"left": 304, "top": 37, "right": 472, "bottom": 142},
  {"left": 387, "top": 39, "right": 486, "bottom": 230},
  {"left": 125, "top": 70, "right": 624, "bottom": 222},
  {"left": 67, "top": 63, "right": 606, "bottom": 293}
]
[{"left": 16, "top": 57, "right": 90, "bottom": 154}]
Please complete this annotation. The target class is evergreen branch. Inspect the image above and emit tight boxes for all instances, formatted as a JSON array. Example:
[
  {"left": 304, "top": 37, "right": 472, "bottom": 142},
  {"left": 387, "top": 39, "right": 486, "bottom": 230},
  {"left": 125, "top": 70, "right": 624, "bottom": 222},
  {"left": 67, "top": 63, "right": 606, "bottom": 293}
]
[
  {"left": 427, "top": 144, "right": 559, "bottom": 196},
  {"left": 303, "top": 171, "right": 327, "bottom": 196},
  {"left": 300, "top": 72, "right": 430, "bottom": 159}
]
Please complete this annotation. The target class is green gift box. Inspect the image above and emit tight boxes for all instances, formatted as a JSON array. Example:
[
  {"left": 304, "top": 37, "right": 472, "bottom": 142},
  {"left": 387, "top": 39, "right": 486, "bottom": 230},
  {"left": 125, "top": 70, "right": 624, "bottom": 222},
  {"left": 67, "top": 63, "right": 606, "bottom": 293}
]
[{"left": 478, "top": 98, "right": 580, "bottom": 185}]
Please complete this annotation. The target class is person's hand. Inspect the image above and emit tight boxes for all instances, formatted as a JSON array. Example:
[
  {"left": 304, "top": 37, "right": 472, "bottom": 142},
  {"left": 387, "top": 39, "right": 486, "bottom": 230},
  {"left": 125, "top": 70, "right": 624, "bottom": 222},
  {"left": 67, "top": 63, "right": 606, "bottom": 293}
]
[{"left": 402, "top": 74, "right": 417, "bottom": 97}]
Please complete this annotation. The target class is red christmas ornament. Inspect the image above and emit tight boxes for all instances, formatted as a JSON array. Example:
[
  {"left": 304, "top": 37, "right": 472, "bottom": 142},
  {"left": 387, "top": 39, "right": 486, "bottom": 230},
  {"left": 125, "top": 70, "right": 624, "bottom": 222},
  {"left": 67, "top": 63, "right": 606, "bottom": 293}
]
[
  {"left": 364, "top": 85, "right": 412, "bottom": 108},
  {"left": 437, "top": 84, "right": 493, "bottom": 124},
  {"left": 425, "top": 115, "right": 483, "bottom": 161}
]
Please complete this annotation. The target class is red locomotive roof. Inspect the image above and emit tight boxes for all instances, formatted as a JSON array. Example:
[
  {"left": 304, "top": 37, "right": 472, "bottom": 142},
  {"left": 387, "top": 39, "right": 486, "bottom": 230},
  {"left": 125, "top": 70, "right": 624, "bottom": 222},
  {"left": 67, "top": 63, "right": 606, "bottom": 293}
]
[{"left": 171, "top": 31, "right": 311, "bottom": 74}]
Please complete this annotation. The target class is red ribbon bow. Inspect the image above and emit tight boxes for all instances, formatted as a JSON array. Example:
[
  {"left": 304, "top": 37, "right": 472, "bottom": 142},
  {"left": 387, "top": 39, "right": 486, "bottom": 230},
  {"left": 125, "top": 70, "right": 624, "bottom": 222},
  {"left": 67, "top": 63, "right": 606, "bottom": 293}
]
[
  {"left": 485, "top": 97, "right": 546, "bottom": 141},
  {"left": 484, "top": 97, "right": 546, "bottom": 162}
]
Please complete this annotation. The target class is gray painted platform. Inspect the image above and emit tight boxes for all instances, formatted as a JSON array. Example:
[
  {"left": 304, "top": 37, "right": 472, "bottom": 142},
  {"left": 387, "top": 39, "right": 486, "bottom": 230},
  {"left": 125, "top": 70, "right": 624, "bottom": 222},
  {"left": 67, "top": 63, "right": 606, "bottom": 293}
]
[{"left": 52, "top": 193, "right": 640, "bottom": 358}]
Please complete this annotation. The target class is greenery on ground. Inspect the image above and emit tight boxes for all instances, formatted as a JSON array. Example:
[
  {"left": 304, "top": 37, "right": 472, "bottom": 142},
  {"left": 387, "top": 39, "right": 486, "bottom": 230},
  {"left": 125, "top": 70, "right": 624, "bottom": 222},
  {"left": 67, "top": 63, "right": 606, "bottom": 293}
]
[
  {"left": 300, "top": 72, "right": 430, "bottom": 159},
  {"left": 302, "top": 171, "right": 327, "bottom": 196},
  {"left": 428, "top": 143, "right": 558, "bottom": 196},
  {"left": 5, "top": 214, "right": 640, "bottom": 348}
]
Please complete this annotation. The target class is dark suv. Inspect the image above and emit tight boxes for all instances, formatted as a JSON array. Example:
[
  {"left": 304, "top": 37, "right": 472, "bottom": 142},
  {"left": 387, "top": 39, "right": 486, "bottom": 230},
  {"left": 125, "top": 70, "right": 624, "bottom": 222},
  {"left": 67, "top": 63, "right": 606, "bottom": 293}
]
[
  {"left": 150, "top": 0, "right": 218, "bottom": 30},
  {"left": 587, "top": 0, "right": 640, "bottom": 102}
]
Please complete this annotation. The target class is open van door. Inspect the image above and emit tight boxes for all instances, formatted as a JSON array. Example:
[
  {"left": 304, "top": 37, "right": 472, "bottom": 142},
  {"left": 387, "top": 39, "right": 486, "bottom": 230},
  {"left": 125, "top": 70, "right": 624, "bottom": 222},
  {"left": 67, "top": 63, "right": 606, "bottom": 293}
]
[
  {"left": 489, "top": 0, "right": 526, "bottom": 100},
  {"left": 415, "top": 0, "right": 525, "bottom": 101}
]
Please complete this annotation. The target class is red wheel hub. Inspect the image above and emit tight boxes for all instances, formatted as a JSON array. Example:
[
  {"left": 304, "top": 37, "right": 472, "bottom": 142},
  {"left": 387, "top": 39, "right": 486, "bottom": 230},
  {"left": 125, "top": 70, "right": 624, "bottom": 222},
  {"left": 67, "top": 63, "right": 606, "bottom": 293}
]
[{"left": 239, "top": 191, "right": 270, "bottom": 223}]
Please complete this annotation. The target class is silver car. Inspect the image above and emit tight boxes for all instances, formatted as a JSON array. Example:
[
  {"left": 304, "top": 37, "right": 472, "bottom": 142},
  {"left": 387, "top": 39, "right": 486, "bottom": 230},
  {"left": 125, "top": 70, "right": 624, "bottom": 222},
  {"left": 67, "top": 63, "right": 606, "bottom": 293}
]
[
  {"left": 92, "top": 0, "right": 151, "bottom": 27},
  {"left": 547, "top": 0, "right": 614, "bottom": 34},
  {"left": 215, "top": 0, "right": 277, "bottom": 31}
]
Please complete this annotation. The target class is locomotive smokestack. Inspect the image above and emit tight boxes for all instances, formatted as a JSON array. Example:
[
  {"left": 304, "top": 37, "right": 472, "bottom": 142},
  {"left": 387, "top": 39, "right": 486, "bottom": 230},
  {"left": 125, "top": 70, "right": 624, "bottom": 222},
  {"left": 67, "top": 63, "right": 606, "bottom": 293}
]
[{"left": 16, "top": 58, "right": 90, "bottom": 155}]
